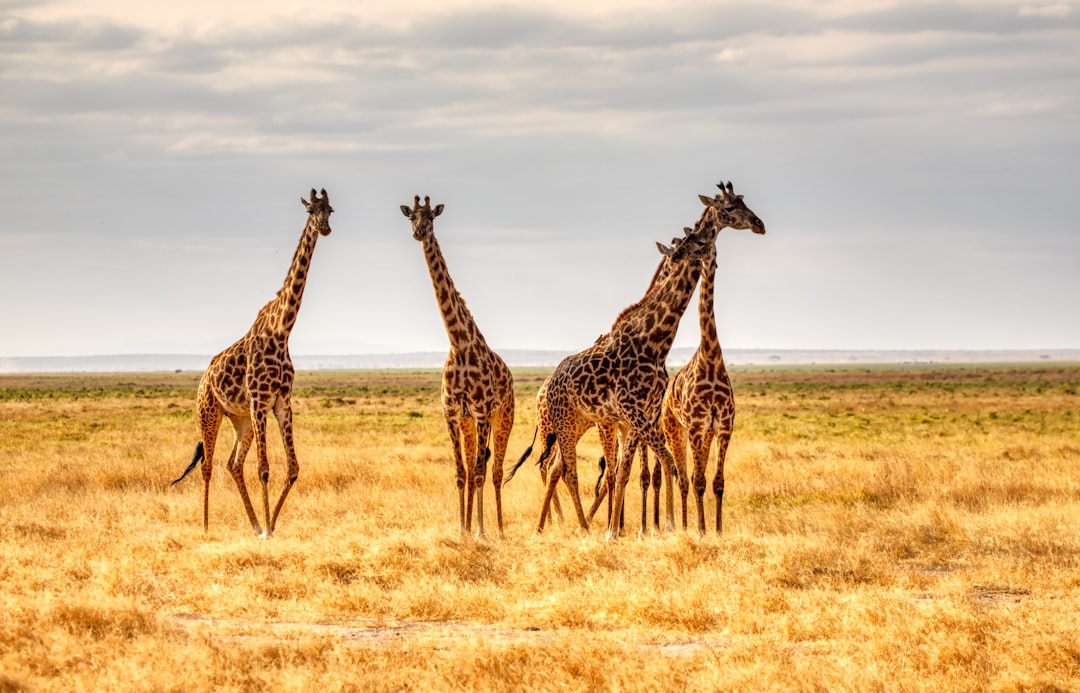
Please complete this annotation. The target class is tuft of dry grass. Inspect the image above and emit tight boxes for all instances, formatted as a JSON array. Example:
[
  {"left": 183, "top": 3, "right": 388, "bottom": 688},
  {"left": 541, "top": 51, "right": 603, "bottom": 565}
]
[{"left": 1, "top": 365, "right": 1079, "bottom": 691}]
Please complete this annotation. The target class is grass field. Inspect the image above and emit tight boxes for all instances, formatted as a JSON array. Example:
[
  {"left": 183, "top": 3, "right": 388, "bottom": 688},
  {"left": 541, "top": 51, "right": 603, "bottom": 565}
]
[{"left": 1, "top": 364, "right": 1078, "bottom": 691}]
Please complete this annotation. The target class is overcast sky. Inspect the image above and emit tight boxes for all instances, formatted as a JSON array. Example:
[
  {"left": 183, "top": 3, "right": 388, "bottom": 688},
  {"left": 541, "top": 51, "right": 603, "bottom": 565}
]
[{"left": 2, "top": 0, "right": 1078, "bottom": 358}]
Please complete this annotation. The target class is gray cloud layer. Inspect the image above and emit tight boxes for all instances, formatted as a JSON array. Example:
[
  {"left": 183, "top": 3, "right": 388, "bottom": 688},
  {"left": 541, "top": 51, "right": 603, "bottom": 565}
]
[{"left": 1, "top": 2, "right": 1078, "bottom": 355}]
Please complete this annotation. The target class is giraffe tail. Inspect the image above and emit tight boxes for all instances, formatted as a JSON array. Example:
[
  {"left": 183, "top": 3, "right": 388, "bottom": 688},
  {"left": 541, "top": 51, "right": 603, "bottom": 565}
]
[
  {"left": 594, "top": 457, "right": 607, "bottom": 497},
  {"left": 533, "top": 432, "right": 557, "bottom": 473},
  {"left": 503, "top": 425, "right": 539, "bottom": 485},
  {"left": 171, "top": 441, "right": 204, "bottom": 485}
]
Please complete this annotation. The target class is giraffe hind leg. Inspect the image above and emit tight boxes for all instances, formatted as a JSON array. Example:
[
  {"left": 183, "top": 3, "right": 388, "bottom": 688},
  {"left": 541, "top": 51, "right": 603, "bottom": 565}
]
[
  {"left": 713, "top": 429, "right": 732, "bottom": 534},
  {"left": 490, "top": 401, "right": 514, "bottom": 537},
  {"left": 225, "top": 415, "right": 260, "bottom": 534},
  {"left": 195, "top": 386, "right": 223, "bottom": 533},
  {"left": 585, "top": 456, "right": 606, "bottom": 524}
]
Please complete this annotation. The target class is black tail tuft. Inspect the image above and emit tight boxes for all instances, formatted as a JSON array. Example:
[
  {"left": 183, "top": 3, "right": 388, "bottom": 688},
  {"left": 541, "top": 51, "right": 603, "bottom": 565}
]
[
  {"left": 535, "top": 432, "right": 557, "bottom": 469},
  {"left": 171, "top": 441, "right": 204, "bottom": 485},
  {"left": 504, "top": 425, "right": 539, "bottom": 485},
  {"left": 594, "top": 456, "right": 607, "bottom": 496}
]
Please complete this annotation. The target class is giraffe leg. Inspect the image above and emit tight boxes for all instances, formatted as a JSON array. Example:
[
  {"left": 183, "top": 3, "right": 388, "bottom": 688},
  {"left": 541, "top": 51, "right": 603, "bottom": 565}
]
[
  {"left": 638, "top": 421, "right": 677, "bottom": 532},
  {"left": 650, "top": 449, "right": 662, "bottom": 532},
  {"left": 539, "top": 450, "right": 566, "bottom": 523},
  {"left": 225, "top": 415, "right": 259, "bottom": 533},
  {"left": 689, "top": 427, "right": 714, "bottom": 536},
  {"left": 662, "top": 405, "right": 688, "bottom": 531},
  {"left": 251, "top": 404, "right": 273, "bottom": 538},
  {"left": 586, "top": 422, "right": 618, "bottom": 524},
  {"left": 536, "top": 453, "right": 563, "bottom": 534},
  {"left": 557, "top": 433, "right": 589, "bottom": 531},
  {"left": 490, "top": 401, "right": 513, "bottom": 538},
  {"left": 461, "top": 417, "right": 479, "bottom": 537},
  {"left": 606, "top": 432, "right": 639, "bottom": 542},
  {"left": 473, "top": 419, "right": 492, "bottom": 540},
  {"left": 585, "top": 460, "right": 606, "bottom": 525},
  {"left": 267, "top": 397, "right": 299, "bottom": 536},
  {"left": 603, "top": 426, "right": 625, "bottom": 531},
  {"left": 713, "top": 429, "right": 731, "bottom": 534},
  {"left": 444, "top": 417, "right": 467, "bottom": 536},
  {"left": 551, "top": 458, "right": 566, "bottom": 523},
  {"left": 639, "top": 446, "right": 650, "bottom": 535},
  {"left": 196, "top": 385, "right": 223, "bottom": 533}
]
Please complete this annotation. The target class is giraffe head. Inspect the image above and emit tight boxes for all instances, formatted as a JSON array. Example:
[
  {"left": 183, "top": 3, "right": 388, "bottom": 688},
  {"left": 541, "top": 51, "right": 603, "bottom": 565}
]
[
  {"left": 301, "top": 188, "right": 334, "bottom": 236},
  {"left": 656, "top": 224, "right": 715, "bottom": 265},
  {"left": 400, "top": 196, "right": 445, "bottom": 242},
  {"left": 699, "top": 181, "right": 765, "bottom": 237}
]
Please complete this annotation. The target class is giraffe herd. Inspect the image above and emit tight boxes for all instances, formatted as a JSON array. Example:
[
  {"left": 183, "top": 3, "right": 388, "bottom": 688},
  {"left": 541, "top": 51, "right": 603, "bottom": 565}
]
[{"left": 173, "top": 183, "right": 765, "bottom": 541}]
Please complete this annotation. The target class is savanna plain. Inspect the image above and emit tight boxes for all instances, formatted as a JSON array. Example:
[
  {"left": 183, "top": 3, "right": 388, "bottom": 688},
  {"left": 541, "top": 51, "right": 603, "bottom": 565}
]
[{"left": 1, "top": 364, "right": 1078, "bottom": 692}]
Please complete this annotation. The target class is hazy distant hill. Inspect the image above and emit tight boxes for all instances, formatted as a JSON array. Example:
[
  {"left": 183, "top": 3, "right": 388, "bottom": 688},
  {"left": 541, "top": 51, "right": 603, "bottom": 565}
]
[{"left": 2, "top": 349, "right": 1078, "bottom": 373}]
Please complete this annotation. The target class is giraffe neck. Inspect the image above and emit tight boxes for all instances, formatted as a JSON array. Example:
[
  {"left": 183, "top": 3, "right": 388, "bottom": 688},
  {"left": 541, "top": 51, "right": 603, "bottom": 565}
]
[
  {"left": 697, "top": 255, "right": 722, "bottom": 355},
  {"left": 614, "top": 246, "right": 704, "bottom": 364},
  {"left": 272, "top": 217, "right": 321, "bottom": 335},
  {"left": 609, "top": 206, "right": 713, "bottom": 330},
  {"left": 421, "top": 234, "right": 482, "bottom": 350}
]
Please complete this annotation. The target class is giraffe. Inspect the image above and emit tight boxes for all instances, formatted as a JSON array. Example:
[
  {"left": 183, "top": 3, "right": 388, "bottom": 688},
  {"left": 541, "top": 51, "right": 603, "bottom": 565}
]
[
  {"left": 587, "top": 182, "right": 764, "bottom": 535},
  {"left": 531, "top": 199, "right": 724, "bottom": 540},
  {"left": 172, "top": 188, "right": 334, "bottom": 537},
  {"left": 662, "top": 181, "right": 766, "bottom": 534},
  {"left": 401, "top": 196, "right": 515, "bottom": 539},
  {"left": 505, "top": 231, "right": 689, "bottom": 531}
]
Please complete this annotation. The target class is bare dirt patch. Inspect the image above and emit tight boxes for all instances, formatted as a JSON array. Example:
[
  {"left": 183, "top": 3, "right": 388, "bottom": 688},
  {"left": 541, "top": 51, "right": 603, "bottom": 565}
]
[{"left": 171, "top": 614, "right": 724, "bottom": 656}]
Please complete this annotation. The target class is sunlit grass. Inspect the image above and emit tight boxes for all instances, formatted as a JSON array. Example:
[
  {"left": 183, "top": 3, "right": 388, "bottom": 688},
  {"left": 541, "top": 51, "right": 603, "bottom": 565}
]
[{"left": 1, "top": 365, "right": 1078, "bottom": 690}]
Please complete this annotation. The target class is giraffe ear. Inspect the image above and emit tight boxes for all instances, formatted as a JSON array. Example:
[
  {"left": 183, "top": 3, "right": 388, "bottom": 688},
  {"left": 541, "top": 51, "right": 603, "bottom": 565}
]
[
  {"left": 656, "top": 241, "right": 674, "bottom": 256},
  {"left": 698, "top": 194, "right": 716, "bottom": 207},
  {"left": 433, "top": 204, "right": 444, "bottom": 217},
  {"left": 301, "top": 197, "right": 312, "bottom": 211},
  {"left": 400, "top": 205, "right": 413, "bottom": 219}
]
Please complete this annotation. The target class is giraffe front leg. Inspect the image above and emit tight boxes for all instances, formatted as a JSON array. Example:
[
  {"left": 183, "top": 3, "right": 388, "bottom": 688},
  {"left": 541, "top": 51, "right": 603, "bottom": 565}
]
[
  {"left": 593, "top": 423, "right": 619, "bottom": 527},
  {"left": 268, "top": 398, "right": 299, "bottom": 536},
  {"left": 460, "top": 418, "right": 479, "bottom": 537},
  {"left": 607, "top": 434, "right": 639, "bottom": 542},
  {"left": 689, "top": 428, "right": 714, "bottom": 536},
  {"left": 639, "top": 446, "right": 650, "bottom": 536},
  {"left": 251, "top": 405, "right": 273, "bottom": 538},
  {"left": 650, "top": 449, "right": 662, "bottom": 532},
  {"left": 473, "top": 419, "right": 492, "bottom": 540},
  {"left": 445, "top": 418, "right": 468, "bottom": 537},
  {"left": 641, "top": 423, "right": 677, "bottom": 533}
]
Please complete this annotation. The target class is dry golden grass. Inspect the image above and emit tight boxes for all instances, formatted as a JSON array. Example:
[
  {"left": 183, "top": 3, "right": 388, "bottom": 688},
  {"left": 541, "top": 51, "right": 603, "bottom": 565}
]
[{"left": 1, "top": 365, "right": 1078, "bottom": 691}]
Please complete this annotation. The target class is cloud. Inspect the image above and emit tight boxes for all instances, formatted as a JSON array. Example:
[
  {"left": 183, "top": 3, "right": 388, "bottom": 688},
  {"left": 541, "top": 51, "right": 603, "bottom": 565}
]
[
  {"left": 1018, "top": 3, "right": 1072, "bottom": 18},
  {"left": 2, "top": 1, "right": 1079, "bottom": 355}
]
